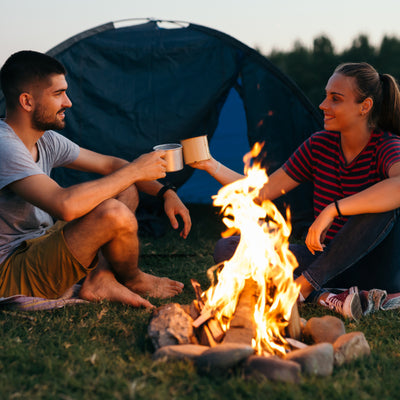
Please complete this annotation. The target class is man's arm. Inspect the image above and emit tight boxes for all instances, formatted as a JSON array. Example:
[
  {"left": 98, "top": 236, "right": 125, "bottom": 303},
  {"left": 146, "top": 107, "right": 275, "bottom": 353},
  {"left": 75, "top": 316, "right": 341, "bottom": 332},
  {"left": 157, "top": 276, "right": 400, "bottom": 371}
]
[
  {"left": 67, "top": 148, "right": 129, "bottom": 174},
  {"left": 135, "top": 180, "right": 191, "bottom": 238},
  {"left": 9, "top": 149, "right": 167, "bottom": 221},
  {"left": 69, "top": 148, "right": 191, "bottom": 237}
]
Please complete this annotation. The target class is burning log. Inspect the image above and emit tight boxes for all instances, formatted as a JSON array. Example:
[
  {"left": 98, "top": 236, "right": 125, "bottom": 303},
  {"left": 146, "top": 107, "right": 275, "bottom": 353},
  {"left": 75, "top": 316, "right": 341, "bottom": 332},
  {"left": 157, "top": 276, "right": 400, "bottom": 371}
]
[
  {"left": 191, "top": 279, "right": 225, "bottom": 346},
  {"left": 191, "top": 279, "right": 205, "bottom": 306},
  {"left": 190, "top": 277, "right": 302, "bottom": 349},
  {"left": 285, "top": 302, "right": 302, "bottom": 340},
  {"left": 200, "top": 324, "right": 218, "bottom": 347},
  {"left": 192, "top": 305, "right": 225, "bottom": 346},
  {"left": 222, "top": 279, "right": 257, "bottom": 346},
  {"left": 220, "top": 280, "right": 301, "bottom": 347},
  {"left": 192, "top": 307, "right": 213, "bottom": 328}
]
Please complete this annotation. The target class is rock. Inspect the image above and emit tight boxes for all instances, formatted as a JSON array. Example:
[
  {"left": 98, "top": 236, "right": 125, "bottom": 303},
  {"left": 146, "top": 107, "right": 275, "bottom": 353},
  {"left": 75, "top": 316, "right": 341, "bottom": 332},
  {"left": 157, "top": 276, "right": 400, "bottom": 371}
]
[
  {"left": 303, "top": 316, "right": 346, "bottom": 344},
  {"left": 333, "top": 331, "right": 371, "bottom": 366},
  {"left": 153, "top": 344, "right": 210, "bottom": 361},
  {"left": 244, "top": 355, "right": 301, "bottom": 383},
  {"left": 285, "top": 343, "right": 334, "bottom": 376},
  {"left": 148, "top": 303, "right": 196, "bottom": 350},
  {"left": 286, "top": 337, "right": 308, "bottom": 350},
  {"left": 195, "top": 343, "right": 254, "bottom": 374}
]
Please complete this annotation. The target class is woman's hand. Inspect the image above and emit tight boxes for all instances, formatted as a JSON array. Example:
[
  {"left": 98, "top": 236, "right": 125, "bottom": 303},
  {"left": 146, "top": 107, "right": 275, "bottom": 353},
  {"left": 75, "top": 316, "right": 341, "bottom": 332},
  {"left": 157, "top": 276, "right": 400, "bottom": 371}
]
[
  {"left": 188, "top": 157, "right": 218, "bottom": 174},
  {"left": 189, "top": 157, "right": 244, "bottom": 186},
  {"left": 305, "top": 202, "right": 337, "bottom": 254}
]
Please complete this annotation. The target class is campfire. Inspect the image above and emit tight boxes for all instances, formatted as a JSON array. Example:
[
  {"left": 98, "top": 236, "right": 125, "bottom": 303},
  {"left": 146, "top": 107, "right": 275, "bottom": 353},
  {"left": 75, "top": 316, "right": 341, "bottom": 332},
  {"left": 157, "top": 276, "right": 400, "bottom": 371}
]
[
  {"left": 149, "top": 144, "right": 370, "bottom": 381},
  {"left": 191, "top": 143, "right": 300, "bottom": 355}
]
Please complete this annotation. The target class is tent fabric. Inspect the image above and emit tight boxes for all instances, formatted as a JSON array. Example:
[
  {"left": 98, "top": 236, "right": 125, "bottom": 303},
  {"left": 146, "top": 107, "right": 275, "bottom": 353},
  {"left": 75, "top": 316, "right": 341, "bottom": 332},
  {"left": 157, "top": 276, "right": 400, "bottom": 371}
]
[{"left": 0, "top": 19, "right": 323, "bottom": 235}]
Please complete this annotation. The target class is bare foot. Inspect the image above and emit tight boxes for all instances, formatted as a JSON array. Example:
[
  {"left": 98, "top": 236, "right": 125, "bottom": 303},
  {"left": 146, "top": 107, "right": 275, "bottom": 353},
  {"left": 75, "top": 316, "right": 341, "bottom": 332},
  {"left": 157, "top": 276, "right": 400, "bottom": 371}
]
[
  {"left": 79, "top": 268, "right": 154, "bottom": 309},
  {"left": 126, "top": 270, "right": 184, "bottom": 299}
]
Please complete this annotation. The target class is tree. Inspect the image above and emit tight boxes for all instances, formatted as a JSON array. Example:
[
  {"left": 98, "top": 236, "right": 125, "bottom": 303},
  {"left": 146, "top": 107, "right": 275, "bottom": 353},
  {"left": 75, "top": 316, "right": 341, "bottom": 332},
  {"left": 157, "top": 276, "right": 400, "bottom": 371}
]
[
  {"left": 266, "top": 33, "right": 400, "bottom": 110},
  {"left": 377, "top": 36, "right": 400, "bottom": 80},
  {"left": 340, "top": 34, "right": 376, "bottom": 64},
  {"left": 310, "top": 36, "right": 338, "bottom": 106}
]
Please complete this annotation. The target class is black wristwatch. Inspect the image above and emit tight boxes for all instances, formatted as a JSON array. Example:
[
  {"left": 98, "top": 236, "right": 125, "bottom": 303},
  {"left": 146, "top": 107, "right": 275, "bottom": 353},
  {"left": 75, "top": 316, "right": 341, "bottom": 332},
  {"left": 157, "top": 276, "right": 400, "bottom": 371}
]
[{"left": 156, "top": 183, "right": 177, "bottom": 200}]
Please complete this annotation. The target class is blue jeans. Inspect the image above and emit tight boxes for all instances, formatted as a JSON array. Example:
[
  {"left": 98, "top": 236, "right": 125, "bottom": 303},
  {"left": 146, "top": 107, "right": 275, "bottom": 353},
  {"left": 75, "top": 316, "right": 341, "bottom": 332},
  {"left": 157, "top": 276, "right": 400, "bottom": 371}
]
[{"left": 213, "top": 210, "right": 400, "bottom": 293}]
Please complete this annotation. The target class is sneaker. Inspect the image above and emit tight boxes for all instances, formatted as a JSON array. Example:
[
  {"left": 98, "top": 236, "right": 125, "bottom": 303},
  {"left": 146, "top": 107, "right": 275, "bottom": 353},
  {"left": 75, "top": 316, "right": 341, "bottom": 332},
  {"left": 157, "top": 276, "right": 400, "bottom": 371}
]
[
  {"left": 319, "top": 286, "right": 362, "bottom": 320},
  {"left": 381, "top": 292, "right": 400, "bottom": 310}
]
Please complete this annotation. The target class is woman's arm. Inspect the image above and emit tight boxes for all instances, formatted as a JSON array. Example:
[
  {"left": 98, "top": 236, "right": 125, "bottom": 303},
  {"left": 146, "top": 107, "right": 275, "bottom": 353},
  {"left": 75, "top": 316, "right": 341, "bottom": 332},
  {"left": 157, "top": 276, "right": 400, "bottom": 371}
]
[
  {"left": 190, "top": 158, "right": 300, "bottom": 201},
  {"left": 189, "top": 157, "right": 244, "bottom": 186},
  {"left": 305, "top": 162, "right": 400, "bottom": 254}
]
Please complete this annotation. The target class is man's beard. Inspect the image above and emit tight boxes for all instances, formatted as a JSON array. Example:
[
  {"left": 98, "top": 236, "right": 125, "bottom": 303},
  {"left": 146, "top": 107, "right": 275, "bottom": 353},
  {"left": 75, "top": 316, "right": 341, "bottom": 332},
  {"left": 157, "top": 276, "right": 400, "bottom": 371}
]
[{"left": 32, "top": 105, "right": 66, "bottom": 131}]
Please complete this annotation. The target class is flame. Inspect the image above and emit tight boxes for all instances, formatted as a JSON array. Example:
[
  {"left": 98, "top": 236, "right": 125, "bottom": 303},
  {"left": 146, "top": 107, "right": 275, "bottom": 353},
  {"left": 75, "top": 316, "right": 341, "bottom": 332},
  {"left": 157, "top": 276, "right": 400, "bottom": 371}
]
[{"left": 202, "top": 143, "right": 300, "bottom": 356}]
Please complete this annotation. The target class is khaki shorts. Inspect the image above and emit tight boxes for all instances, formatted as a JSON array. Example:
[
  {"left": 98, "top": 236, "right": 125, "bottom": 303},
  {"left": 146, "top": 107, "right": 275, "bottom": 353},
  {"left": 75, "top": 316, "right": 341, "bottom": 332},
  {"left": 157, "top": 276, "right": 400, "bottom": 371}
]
[{"left": 0, "top": 221, "right": 97, "bottom": 299}]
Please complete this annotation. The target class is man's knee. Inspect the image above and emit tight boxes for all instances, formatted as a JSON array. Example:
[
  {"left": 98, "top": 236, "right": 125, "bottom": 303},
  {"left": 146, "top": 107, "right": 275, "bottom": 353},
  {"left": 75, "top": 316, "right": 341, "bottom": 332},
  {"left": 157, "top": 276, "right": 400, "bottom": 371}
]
[
  {"left": 115, "top": 184, "right": 139, "bottom": 212},
  {"left": 94, "top": 199, "right": 138, "bottom": 234}
]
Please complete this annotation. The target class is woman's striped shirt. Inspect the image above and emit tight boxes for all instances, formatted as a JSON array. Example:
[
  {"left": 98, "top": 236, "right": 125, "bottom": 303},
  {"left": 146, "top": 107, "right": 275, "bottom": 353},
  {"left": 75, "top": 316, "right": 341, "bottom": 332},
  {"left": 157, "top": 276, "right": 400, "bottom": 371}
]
[{"left": 282, "top": 130, "right": 400, "bottom": 242}]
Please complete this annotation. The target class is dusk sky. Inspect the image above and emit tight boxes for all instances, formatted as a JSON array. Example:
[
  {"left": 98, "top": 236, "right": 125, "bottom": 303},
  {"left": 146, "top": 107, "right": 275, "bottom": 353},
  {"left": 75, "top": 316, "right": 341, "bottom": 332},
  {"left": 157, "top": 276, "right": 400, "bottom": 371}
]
[{"left": 1, "top": 0, "right": 399, "bottom": 66}]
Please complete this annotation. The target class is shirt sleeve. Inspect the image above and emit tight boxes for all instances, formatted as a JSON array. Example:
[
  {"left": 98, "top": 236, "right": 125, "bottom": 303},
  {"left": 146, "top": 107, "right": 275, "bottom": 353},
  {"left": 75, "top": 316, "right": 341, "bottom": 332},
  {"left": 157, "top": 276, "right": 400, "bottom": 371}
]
[
  {"left": 377, "top": 136, "right": 400, "bottom": 177},
  {"left": 40, "top": 131, "right": 80, "bottom": 168},
  {"left": 282, "top": 136, "right": 314, "bottom": 183},
  {"left": 0, "top": 134, "right": 45, "bottom": 191}
]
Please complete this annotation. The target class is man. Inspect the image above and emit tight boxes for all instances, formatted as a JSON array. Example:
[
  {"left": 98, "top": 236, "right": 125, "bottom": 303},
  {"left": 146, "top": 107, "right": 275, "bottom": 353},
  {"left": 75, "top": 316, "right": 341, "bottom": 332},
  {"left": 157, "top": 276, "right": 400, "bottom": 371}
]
[{"left": 0, "top": 50, "right": 191, "bottom": 308}]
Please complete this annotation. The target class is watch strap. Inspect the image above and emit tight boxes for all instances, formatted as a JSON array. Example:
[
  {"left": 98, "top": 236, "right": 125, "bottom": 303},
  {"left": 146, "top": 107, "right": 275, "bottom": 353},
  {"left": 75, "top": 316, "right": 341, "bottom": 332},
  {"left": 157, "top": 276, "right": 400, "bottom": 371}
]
[{"left": 156, "top": 183, "right": 177, "bottom": 200}]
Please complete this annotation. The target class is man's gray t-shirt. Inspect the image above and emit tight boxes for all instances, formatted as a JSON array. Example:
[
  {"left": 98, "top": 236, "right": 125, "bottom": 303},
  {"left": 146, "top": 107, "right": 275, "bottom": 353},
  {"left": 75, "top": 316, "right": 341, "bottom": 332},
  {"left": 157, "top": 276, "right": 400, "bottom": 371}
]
[{"left": 0, "top": 120, "right": 80, "bottom": 263}]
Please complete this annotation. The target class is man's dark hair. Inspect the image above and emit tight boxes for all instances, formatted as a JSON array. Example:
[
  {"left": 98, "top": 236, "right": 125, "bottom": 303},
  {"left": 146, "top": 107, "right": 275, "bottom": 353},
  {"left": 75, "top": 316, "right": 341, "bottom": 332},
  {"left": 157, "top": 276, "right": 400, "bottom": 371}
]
[{"left": 0, "top": 50, "right": 66, "bottom": 111}]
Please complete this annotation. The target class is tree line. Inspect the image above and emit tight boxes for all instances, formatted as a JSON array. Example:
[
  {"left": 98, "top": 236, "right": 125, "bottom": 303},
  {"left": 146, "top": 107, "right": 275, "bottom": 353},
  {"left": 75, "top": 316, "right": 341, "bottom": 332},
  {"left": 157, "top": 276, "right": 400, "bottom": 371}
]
[{"left": 264, "top": 34, "right": 400, "bottom": 110}]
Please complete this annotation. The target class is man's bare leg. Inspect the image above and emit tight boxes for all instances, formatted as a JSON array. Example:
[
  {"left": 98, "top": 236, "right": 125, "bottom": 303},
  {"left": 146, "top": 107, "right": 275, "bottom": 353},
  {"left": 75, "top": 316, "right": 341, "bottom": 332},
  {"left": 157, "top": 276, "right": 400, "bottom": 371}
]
[
  {"left": 63, "top": 194, "right": 183, "bottom": 305},
  {"left": 111, "top": 185, "right": 185, "bottom": 298},
  {"left": 80, "top": 253, "right": 154, "bottom": 308}
]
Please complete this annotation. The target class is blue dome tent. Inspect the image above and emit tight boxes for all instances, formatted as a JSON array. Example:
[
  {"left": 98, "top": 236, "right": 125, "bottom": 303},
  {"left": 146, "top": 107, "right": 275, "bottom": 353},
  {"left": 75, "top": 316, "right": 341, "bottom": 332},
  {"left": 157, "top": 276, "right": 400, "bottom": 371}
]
[{"left": 0, "top": 19, "right": 323, "bottom": 236}]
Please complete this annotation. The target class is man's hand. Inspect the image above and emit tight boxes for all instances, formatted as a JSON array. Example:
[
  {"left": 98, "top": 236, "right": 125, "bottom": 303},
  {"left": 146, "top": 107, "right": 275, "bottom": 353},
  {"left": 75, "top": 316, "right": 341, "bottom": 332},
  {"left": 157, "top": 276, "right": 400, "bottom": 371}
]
[
  {"left": 131, "top": 151, "right": 168, "bottom": 181},
  {"left": 163, "top": 190, "right": 192, "bottom": 238}
]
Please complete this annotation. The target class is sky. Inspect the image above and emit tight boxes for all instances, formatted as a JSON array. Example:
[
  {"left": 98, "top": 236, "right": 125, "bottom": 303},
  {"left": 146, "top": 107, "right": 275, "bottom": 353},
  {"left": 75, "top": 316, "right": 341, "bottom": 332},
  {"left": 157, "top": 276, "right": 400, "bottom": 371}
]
[{"left": 1, "top": 0, "right": 400, "bottom": 67}]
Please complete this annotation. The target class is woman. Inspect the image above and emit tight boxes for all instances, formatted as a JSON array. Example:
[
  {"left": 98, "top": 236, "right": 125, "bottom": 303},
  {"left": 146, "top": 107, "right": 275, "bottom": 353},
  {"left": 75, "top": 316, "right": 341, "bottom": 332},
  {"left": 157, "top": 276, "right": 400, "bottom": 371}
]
[{"left": 192, "top": 62, "right": 400, "bottom": 320}]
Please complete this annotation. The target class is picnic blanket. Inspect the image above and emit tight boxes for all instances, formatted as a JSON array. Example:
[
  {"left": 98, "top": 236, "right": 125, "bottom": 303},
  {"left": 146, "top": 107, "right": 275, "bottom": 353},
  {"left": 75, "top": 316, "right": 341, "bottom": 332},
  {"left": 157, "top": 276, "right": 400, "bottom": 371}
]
[{"left": 0, "top": 284, "right": 88, "bottom": 311}]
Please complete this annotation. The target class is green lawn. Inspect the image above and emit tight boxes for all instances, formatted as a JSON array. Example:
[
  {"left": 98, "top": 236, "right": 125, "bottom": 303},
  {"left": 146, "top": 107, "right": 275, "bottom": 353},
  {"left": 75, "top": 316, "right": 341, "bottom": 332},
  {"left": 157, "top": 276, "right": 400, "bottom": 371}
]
[{"left": 1, "top": 204, "right": 399, "bottom": 400}]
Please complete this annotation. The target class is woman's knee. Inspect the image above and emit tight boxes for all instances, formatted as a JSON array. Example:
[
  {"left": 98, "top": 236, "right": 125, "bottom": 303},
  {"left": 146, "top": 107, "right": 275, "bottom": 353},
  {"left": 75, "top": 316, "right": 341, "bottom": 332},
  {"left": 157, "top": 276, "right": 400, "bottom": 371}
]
[{"left": 213, "top": 236, "right": 240, "bottom": 264}]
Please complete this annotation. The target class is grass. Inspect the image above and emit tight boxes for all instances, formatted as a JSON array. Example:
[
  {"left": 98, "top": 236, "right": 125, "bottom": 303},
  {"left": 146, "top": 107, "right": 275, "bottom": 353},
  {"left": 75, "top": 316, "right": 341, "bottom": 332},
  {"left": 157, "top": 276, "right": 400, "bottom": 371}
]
[{"left": 1, "top": 204, "right": 400, "bottom": 399}]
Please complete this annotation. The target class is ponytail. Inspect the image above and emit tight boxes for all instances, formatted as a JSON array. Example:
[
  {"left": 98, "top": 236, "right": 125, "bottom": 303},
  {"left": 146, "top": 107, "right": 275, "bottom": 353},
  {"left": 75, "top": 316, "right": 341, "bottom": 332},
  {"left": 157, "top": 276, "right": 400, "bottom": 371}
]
[
  {"left": 378, "top": 74, "right": 400, "bottom": 136},
  {"left": 335, "top": 62, "right": 400, "bottom": 136}
]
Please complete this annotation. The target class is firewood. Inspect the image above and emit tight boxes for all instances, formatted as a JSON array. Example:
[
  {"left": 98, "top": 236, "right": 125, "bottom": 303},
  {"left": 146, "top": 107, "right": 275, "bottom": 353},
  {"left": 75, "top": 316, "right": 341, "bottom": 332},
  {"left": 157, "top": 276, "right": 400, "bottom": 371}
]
[
  {"left": 222, "top": 279, "right": 257, "bottom": 346},
  {"left": 190, "top": 279, "right": 205, "bottom": 308},
  {"left": 285, "top": 302, "right": 302, "bottom": 340},
  {"left": 206, "top": 318, "right": 225, "bottom": 343},
  {"left": 187, "top": 300, "right": 201, "bottom": 320},
  {"left": 192, "top": 307, "right": 214, "bottom": 328},
  {"left": 200, "top": 324, "right": 218, "bottom": 347}
]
